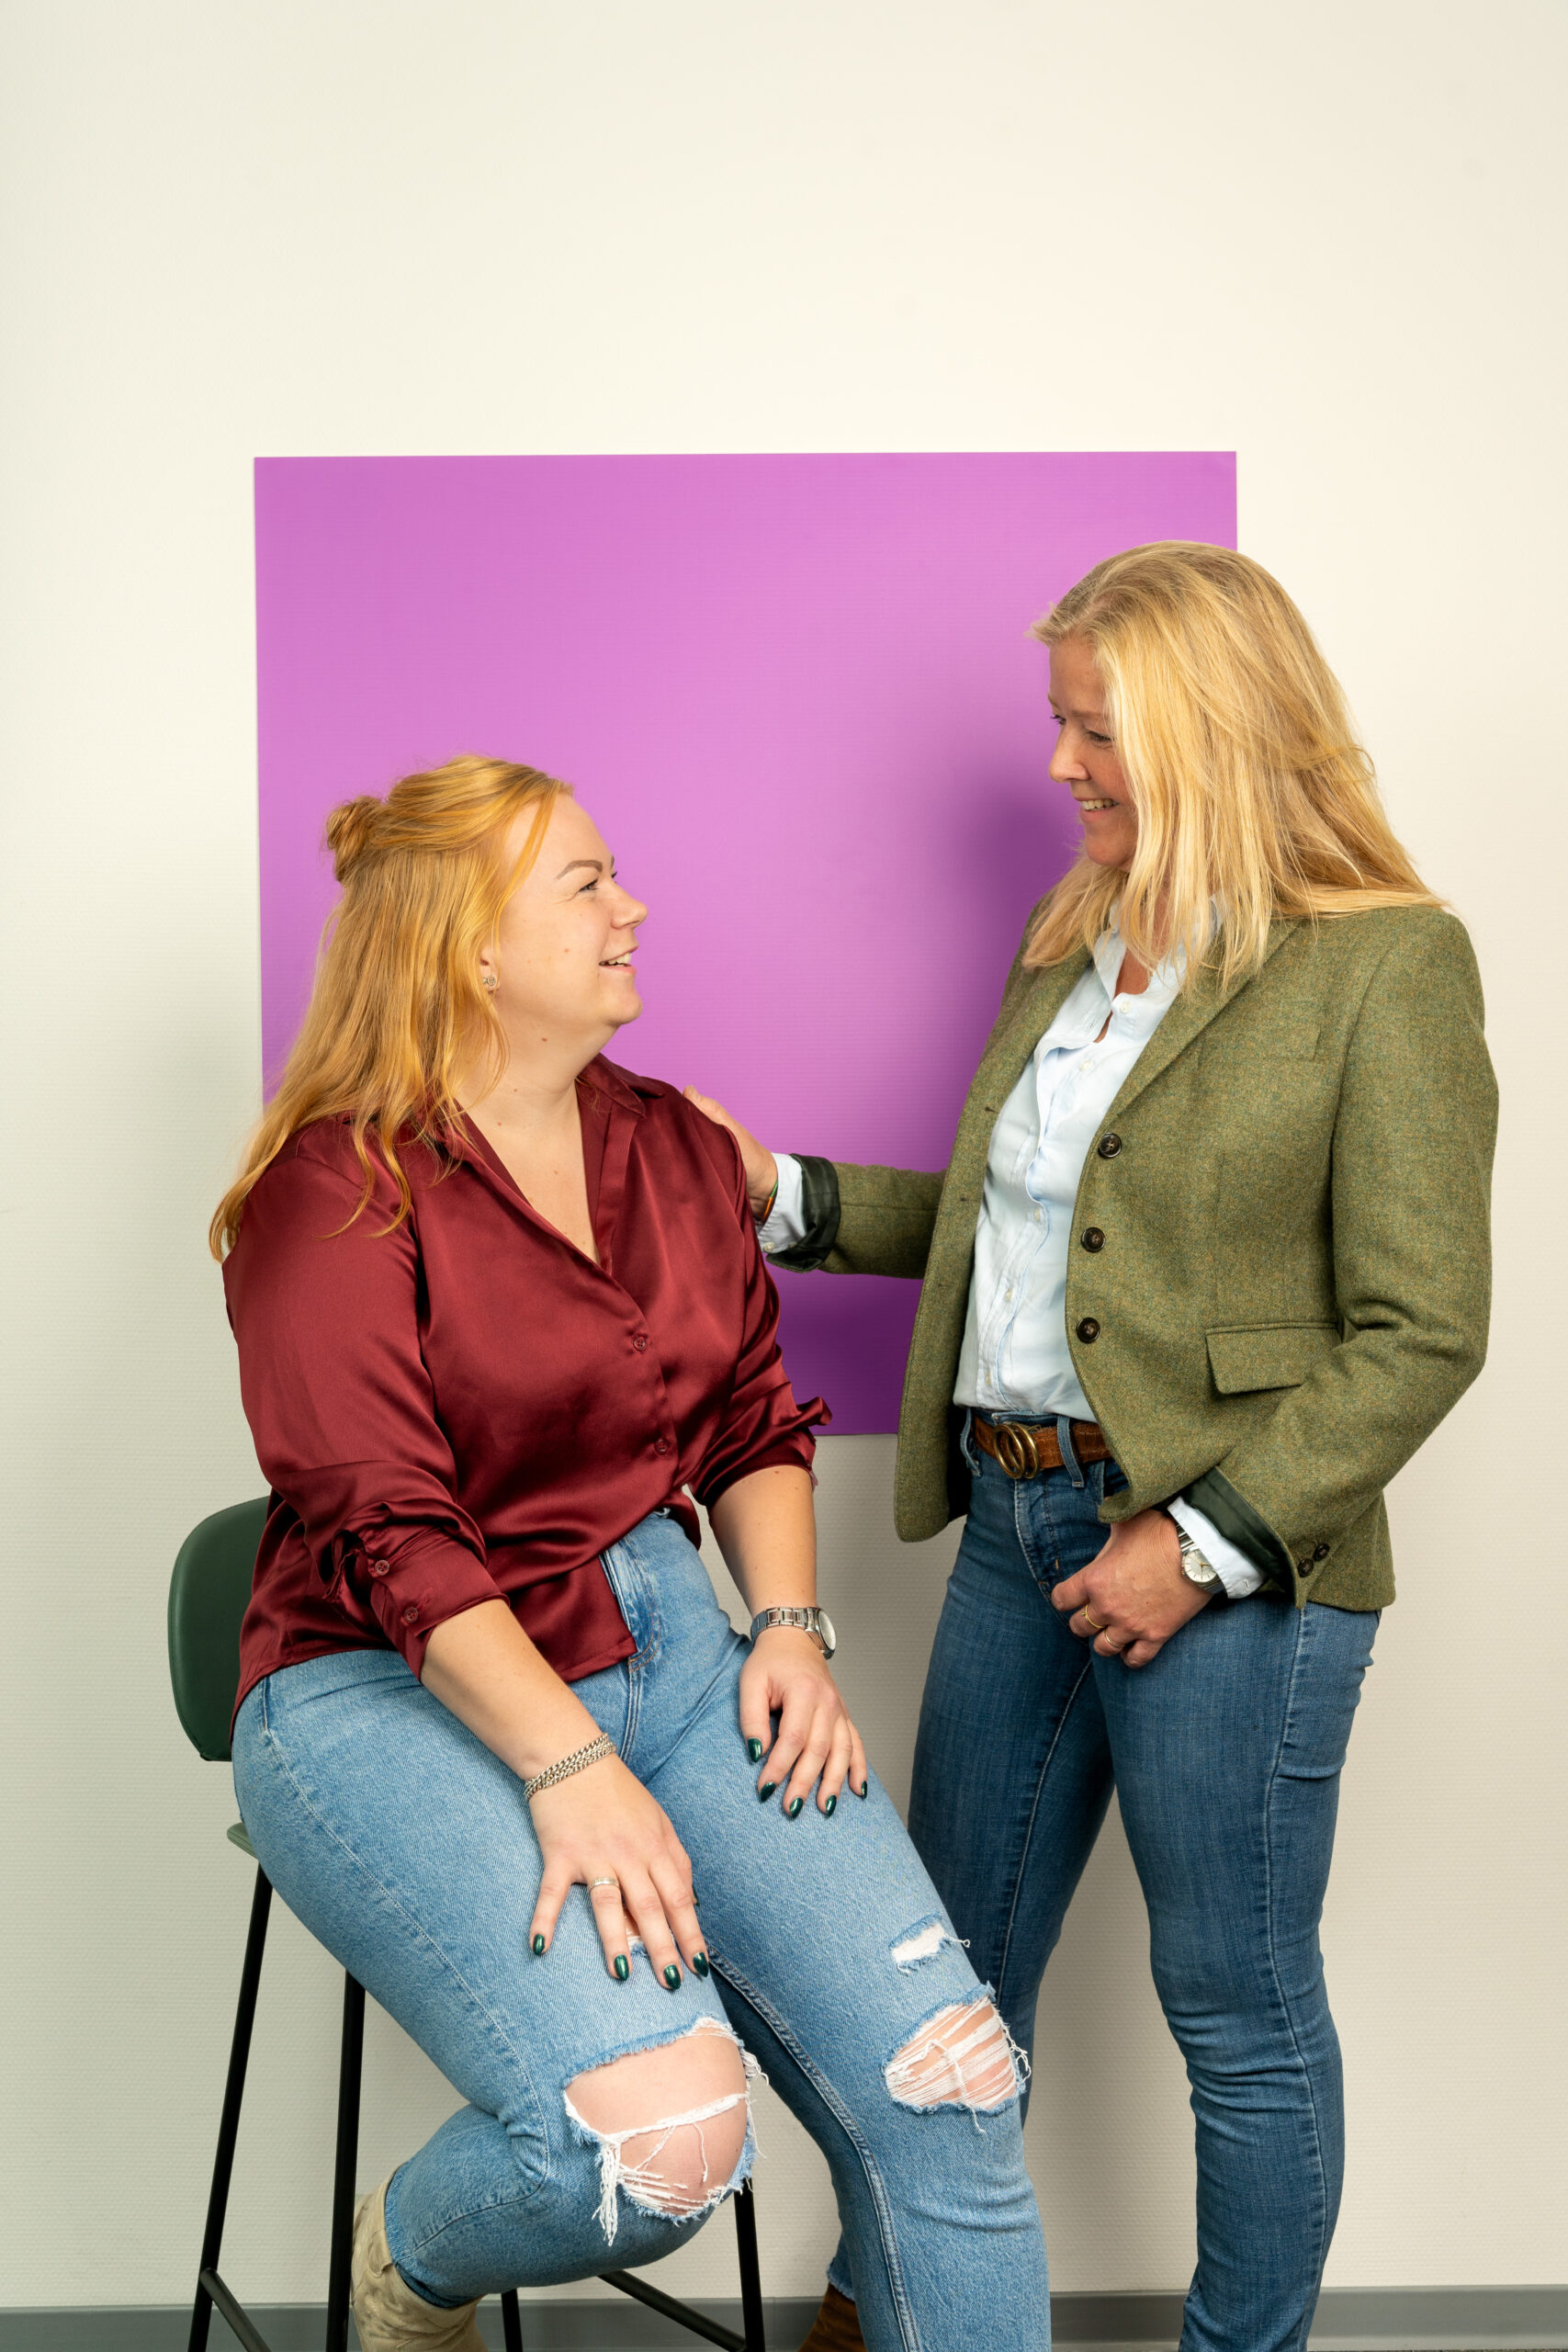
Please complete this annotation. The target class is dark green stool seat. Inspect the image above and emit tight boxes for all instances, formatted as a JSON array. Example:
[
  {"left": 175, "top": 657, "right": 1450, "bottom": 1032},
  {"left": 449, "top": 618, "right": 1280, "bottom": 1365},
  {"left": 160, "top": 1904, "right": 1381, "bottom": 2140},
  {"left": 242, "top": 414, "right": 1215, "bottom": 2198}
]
[{"left": 170, "top": 1498, "right": 765, "bottom": 2352}]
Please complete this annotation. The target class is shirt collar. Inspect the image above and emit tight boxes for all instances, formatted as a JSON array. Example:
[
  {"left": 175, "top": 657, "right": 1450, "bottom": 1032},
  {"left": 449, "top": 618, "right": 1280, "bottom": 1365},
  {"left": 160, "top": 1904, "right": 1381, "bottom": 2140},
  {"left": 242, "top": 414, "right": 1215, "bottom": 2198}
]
[
  {"left": 1091, "top": 910, "right": 1209, "bottom": 1010},
  {"left": 583, "top": 1055, "right": 650, "bottom": 1117}
]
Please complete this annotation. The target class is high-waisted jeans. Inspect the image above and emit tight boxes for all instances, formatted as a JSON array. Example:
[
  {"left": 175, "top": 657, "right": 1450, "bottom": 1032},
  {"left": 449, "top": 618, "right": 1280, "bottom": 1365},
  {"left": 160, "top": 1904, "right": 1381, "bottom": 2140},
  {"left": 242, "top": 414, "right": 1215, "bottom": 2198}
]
[
  {"left": 905, "top": 1433, "right": 1378, "bottom": 2352},
  {"left": 232, "top": 1510, "right": 1049, "bottom": 2350}
]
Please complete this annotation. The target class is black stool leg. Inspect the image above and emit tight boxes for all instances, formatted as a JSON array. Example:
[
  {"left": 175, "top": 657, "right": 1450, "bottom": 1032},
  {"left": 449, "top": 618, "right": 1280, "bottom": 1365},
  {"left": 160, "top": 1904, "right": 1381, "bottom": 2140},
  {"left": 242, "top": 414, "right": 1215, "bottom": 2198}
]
[
  {"left": 324, "top": 1973, "right": 367, "bottom": 2352},
  {"left": 501, "top": 2288, "right": 525, "bottom": 2349},
  {"left": 188, "top": 1867, "right": 274, "bottom": 2352},
  {"left": 733, "top": 2180, "right": 766, "bottom": 2352}
]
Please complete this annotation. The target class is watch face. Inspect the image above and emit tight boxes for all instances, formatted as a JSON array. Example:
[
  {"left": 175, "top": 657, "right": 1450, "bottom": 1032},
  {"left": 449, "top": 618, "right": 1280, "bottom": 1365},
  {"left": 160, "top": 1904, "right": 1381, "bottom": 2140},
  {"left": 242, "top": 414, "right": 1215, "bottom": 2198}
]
[{"left": 816, "top": 1609, "right": 837, "bottom": 1655}]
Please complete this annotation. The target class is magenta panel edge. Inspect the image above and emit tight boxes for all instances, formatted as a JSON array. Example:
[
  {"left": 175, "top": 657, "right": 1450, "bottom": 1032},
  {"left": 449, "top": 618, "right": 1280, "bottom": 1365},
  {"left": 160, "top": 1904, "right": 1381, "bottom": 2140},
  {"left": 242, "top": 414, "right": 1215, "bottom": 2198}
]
[{"left": 255, "top": 451, "right": 1236, "bottom": 1431}]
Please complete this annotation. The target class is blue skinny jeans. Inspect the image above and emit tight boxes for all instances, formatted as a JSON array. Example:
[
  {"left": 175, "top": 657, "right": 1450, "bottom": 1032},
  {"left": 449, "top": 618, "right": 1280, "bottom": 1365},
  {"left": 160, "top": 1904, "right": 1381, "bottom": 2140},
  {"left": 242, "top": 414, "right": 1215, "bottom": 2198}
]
[
  {"left": 901, "top": 1434, "right": 1377, "bottom": 2352},
  {"left": 232, "top": 1509, "right": 1049, "bottom": 2350}
]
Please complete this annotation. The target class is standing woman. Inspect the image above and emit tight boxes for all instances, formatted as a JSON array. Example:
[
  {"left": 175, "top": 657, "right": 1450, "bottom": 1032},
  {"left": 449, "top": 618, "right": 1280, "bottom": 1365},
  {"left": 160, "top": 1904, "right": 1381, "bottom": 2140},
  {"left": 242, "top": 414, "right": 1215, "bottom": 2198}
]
[{"left": 691, "top": 543, "right": 1497, "bottom": 2352}]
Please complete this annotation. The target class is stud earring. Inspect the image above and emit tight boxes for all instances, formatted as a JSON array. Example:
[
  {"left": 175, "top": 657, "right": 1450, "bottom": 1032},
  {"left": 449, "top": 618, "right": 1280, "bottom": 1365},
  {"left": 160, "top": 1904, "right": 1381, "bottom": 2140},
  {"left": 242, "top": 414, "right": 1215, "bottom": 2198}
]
[{"left": 482, "top": 973, "right": 498, "bottom": 993}]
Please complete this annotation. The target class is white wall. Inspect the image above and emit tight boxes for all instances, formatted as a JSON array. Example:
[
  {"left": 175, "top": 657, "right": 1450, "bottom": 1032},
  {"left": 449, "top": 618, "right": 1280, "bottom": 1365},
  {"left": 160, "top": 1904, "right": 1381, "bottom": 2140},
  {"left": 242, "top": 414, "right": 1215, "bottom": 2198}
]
[{"left": 3, "top": 0, "right": 1563, "bottom": 2312}]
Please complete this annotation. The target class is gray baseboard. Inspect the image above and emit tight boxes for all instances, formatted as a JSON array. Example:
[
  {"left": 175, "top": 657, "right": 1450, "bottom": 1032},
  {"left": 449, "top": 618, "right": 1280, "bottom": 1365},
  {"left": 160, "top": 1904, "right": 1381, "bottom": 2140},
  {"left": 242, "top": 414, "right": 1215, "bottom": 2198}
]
[
  {"left": 0, "top": 2301, "right": 818, "bottom": 2350},
  {"left": 1052, "top": 2287, "right": 1568, "bottom": 2349},
  {"left": 1, "top": 2287, "right": 1563, "bottom": 2350}
]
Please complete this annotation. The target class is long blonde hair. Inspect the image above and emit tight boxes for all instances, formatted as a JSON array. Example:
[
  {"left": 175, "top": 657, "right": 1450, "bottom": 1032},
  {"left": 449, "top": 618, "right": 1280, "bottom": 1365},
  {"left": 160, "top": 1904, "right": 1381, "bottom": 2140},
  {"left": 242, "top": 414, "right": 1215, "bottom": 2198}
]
[
  {"left": 1026, "top": 542, "right": 1438, "bottom": 986},
  {"left": 210, "top": 755, "right": 567, "bottom": 1256}
]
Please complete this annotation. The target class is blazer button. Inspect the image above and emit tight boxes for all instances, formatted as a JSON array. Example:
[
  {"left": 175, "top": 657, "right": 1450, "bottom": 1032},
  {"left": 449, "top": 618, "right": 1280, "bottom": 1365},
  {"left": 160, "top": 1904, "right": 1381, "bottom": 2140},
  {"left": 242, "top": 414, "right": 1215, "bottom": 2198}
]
[
  {"left": 1076, "top": 1317, "right": 1100, "bottom": 1343},
  {"left": 400, "top": 1604, "right": 419, "bottom": 1626},
  {"left": 1081, "top": 1227, "right": 1105, "bottom": 1252},
  {"left": 1097, "top": 1132, "right": 1122, "bottom": 1159},
  {"left": 1313, "top": 1543, "right": 1330, "bottom": 1561}
]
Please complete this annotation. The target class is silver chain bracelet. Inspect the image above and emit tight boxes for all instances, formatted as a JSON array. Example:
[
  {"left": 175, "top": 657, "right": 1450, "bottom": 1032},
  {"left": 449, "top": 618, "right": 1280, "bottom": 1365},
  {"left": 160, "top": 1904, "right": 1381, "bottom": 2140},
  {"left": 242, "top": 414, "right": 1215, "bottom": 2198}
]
[{"left": 523, "top": 1732, "right": 615, "bottom": 1804}]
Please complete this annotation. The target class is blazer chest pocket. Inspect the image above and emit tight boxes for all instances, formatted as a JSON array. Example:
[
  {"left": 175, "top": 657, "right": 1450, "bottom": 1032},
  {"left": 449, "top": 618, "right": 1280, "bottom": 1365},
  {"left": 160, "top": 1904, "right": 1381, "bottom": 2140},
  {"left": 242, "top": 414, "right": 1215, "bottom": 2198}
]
[{"left": 1207, "top": 1322, "right": 1338, "bottom": 1394}]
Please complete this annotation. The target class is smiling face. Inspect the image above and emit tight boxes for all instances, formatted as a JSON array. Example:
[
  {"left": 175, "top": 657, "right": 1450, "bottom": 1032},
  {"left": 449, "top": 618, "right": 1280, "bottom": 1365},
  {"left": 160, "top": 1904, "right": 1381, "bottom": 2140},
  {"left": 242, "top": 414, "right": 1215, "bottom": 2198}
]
[
  {"left": 1048, "top": 633, "right": 1138, "bottom": 873},
  {"left": 479, "top": 795, "right": 649, "bottom": 1061}
]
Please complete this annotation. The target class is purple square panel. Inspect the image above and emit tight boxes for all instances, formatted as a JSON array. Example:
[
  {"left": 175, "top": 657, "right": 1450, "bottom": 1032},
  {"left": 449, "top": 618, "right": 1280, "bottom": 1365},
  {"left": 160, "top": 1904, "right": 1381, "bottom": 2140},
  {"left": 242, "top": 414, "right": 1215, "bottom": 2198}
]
[{"left": 256, "top": 452, "right": 1235, "bottom": 1430}]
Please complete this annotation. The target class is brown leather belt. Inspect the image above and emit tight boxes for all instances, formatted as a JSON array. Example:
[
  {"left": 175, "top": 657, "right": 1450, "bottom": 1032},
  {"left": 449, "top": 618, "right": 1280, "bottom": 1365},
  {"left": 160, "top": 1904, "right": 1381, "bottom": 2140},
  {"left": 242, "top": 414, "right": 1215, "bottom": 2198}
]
[{"left": 974, "top": 1413, "right": 1115, "bottom": 1479}]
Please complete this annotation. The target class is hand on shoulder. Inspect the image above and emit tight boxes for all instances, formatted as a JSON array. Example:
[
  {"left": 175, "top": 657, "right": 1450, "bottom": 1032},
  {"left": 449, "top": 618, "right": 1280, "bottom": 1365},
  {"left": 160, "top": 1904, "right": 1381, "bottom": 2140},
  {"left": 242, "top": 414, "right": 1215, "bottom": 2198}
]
[{"left": 683, "top": 1089, "right": 779, "bottom": 1218}]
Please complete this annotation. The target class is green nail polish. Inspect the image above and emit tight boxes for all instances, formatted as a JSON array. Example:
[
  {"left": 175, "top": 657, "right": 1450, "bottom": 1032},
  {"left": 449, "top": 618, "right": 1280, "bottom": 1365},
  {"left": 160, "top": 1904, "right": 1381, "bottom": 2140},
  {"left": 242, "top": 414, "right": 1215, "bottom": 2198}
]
[
  {"left": 857, "top": 1780, "right": 869, "bottom": 1800},
  {"left": 531, "top": 1932, "right": 546, "bottom": 1956},
  {"left": 787, "top": 1796, "right": 804, "bottom": 1819},
  {"left": 746, "top": 1737, "right": 763, "bottom": 1763},
  {"left": 758, "top": 1781, "right": 777, "bottom": 1803},
  {"left": 614, "top": 1954, "right": 629, "bottom": 1982},
  {"left": 693, "top": 1951, "right": 710, "bottom": 1977},
  {"left": 662, "top": 1962, "right": 682, "bottom": 1991},
  {"left": 824, "top": 1794, "right": 837, "bottom": 1817}
]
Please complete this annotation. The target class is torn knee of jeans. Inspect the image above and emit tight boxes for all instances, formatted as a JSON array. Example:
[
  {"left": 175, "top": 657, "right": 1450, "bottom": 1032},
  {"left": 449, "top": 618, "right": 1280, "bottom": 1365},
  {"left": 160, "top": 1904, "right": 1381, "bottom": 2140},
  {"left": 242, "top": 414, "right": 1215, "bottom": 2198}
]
[
  {"left": 886, "top": 1996, "right": 1026, "bottom": 2123},
  {"left": 564, "top": 2018, "right": 759, "bottom": 2245}
]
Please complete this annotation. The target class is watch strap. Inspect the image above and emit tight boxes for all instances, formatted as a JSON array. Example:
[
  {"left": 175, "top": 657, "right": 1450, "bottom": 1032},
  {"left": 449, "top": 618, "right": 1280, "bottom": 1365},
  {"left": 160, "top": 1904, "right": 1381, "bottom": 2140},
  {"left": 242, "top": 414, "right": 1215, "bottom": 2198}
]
[{"left": 749, "top": 1605, "right": 832, "bottom": 1654}]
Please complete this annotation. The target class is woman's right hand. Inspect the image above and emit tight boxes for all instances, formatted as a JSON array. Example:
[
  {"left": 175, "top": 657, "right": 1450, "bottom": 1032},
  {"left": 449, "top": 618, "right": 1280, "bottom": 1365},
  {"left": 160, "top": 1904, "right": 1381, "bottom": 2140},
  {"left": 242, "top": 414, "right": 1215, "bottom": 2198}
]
[
  {"left": 683, "top": 1089, "right": 779, "bottom": 1218},
  {"left": 528, "top": 1751, "right": 708, "bottom": 1987}
]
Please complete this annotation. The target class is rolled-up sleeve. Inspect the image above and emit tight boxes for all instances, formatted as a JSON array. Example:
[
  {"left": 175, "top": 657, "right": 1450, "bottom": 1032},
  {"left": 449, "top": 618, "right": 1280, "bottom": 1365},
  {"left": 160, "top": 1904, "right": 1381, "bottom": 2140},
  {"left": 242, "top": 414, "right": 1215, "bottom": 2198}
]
[
  {"left": 224, "top": 1136, "right": 506, "bottom": 1676},
  {"left": 689, "top": 1138, "right": 829, "bottom": 1508}
]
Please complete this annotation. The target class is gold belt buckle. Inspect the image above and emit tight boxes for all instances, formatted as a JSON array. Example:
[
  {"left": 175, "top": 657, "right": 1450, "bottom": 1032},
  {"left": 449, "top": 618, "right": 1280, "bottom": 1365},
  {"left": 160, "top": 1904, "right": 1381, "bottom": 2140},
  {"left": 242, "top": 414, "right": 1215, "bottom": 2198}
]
[{"left": 993, "top": 1420, "right": 1040, "bottom": 1479}]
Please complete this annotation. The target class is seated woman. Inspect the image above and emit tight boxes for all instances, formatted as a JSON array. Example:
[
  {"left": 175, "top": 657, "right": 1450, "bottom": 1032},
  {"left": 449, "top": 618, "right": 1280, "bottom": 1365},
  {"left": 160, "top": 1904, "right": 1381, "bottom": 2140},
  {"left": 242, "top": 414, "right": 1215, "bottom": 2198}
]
[{"left": 213, "top": 754, "right": 1046, "bottom": 2352}]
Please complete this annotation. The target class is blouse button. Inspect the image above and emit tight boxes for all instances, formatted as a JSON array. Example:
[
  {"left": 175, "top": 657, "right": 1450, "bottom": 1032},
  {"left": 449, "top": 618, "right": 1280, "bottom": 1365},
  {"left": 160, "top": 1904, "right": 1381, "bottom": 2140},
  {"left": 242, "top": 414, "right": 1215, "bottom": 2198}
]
[
  {"left": 1097, "top": 1132, "right": 1122, "bottom": 1159},
  {"left": 400, "top": 1604, "right": 419, "bottom": 1626},
  {"left": 654, "top": 1437, "right": 671, "bottom": 1455},
  {"left": 1076, "top": 1317, "right": 1101, "bottom": 1343},
  {"left": 367, "top": 1559, "right": 389, "bottom": 1577},
  {"left": 1081, "top": 1227, "right": 1105, "bottom": 1252},
  {"left": 631, "top": 1334, "right": 649, "bottom": 1351}
]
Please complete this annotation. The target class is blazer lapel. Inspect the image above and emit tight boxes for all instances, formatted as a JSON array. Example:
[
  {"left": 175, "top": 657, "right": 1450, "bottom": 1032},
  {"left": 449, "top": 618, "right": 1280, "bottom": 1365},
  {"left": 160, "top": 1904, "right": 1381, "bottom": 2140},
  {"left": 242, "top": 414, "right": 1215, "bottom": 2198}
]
[{"left": 1101, "top": 920, "right": 1301, "bottom": 1127}]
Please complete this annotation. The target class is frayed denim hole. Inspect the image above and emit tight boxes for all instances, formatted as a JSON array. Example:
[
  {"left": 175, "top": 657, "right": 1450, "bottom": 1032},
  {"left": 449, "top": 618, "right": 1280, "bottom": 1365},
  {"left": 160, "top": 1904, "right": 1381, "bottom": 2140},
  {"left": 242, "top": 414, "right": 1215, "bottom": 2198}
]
[
  {"left": 889, "top": 1916, "right": 966, "bottom": 1971},
  {"left": 884, "top": 1996, "right": 1029, "bottom": 2131},
  {"left": 562, "top": 2020, "right": 761, "bottom": 2245}
]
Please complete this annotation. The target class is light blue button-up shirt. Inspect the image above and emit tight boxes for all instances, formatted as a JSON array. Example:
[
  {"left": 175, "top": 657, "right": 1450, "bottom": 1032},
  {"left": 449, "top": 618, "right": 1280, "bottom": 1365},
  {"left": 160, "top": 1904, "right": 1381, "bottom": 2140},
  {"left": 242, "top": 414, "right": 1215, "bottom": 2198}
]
[{"left": 762, "top": 926, "right": 1262, "bottom": 1599}]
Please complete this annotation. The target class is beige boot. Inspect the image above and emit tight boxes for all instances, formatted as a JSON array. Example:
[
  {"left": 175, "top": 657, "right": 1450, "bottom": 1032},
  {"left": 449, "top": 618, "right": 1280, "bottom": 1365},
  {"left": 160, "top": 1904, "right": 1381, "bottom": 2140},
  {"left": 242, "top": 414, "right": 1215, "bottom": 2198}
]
[
  {"left": 351, "top": 2177, "right": 485, "bottom": 2352},
  {"left": 798, "top": 2282, "right": 866, "bottom": 2352}
]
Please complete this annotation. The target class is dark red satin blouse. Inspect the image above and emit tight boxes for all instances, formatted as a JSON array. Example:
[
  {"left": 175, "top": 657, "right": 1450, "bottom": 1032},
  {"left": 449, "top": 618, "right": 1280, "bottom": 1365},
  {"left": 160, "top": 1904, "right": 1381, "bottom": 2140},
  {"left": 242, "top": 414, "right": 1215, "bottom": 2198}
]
[{"left": 224, "top": 1057, "right": 825, "bottom": 1717}]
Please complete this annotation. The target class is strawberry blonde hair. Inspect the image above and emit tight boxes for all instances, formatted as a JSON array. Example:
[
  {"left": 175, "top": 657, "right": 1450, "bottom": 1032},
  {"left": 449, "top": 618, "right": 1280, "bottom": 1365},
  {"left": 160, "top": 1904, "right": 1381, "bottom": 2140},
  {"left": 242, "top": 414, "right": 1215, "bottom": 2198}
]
[
  {"left": 1025, "top": 542, "right": 1439, "bottom": 989},
  {"left": 211, "top": 756, "right": 567, "bottom": 1256}
]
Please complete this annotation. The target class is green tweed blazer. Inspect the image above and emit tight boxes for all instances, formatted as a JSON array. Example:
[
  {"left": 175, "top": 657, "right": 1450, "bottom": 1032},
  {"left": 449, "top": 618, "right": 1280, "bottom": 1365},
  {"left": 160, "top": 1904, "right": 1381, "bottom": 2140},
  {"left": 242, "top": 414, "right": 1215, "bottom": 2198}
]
[{"left": 817, "top": 902, "right": 1497, "bottom": 1611}]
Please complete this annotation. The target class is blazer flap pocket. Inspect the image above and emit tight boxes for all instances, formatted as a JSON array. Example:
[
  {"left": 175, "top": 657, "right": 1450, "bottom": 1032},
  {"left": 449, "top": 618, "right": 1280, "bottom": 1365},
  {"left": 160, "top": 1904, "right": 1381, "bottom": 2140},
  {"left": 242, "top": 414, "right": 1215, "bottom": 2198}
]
[{"left": 1207, "top": 1322, "right": 1338, "bottom": 1395}]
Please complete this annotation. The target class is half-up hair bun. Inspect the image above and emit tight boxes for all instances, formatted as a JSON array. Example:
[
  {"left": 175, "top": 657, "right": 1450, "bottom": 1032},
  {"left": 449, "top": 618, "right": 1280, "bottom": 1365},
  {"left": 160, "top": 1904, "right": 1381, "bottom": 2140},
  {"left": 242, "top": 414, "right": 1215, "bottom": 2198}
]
[{"left": 325, "top": 795, "right": 383, "bottom": 882}]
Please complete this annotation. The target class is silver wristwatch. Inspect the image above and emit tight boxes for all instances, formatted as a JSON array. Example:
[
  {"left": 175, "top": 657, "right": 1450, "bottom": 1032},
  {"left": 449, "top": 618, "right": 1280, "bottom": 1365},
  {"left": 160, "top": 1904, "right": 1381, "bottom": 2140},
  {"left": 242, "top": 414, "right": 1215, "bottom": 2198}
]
[
  {"left": 1172, "top": 1521, "right": 1222, "bottom": 1590},
  {"left": 749, "top": 1605, "right": 837, "bottom": 1658}
]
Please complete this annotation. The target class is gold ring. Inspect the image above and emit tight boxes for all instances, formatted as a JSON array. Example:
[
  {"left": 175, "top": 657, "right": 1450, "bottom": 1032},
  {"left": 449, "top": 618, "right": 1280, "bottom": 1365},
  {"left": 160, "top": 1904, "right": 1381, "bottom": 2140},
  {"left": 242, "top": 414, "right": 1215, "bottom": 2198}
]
[{"left": 1080, "top": 1608, "right": 1108, "bottom": 1633}]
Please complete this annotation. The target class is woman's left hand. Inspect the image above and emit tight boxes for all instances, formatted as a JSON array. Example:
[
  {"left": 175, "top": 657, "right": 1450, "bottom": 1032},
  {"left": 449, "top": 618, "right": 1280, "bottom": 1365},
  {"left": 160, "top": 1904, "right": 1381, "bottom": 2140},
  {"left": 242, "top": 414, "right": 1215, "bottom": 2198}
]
[
  {"left": 1052, "top": 1508, "right": 1212, "bottom": 1668},
  {"left": 739, "top": 1629, "right": 868, "bottom": 1814}
]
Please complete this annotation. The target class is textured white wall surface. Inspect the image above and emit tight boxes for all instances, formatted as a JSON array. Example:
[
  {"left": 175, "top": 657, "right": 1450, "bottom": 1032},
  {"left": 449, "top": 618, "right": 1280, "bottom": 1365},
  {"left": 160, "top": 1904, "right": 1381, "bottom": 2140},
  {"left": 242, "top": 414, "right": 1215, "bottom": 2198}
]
[{"left": 2, "top": 0, "right": 1563, "bottom": 2311}]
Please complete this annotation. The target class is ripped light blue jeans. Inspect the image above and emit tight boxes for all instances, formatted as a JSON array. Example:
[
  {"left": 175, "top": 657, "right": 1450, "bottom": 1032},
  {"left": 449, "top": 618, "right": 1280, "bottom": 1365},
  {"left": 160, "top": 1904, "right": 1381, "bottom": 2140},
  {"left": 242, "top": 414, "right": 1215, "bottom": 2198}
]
[{"left": 232, "top": 1510, "right": 1049, "bottom": 2349}]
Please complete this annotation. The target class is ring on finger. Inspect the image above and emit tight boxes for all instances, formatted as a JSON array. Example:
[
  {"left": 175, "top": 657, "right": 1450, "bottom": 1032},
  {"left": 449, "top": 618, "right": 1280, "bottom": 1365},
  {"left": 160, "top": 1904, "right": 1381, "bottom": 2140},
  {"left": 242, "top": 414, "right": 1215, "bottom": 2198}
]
[
  {"left": 587, "top": 1876, "right": 620, "bottom": 1894},
  {"left": 1080, "top": 1607, "right": 1109, "bottom": 1633}
]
